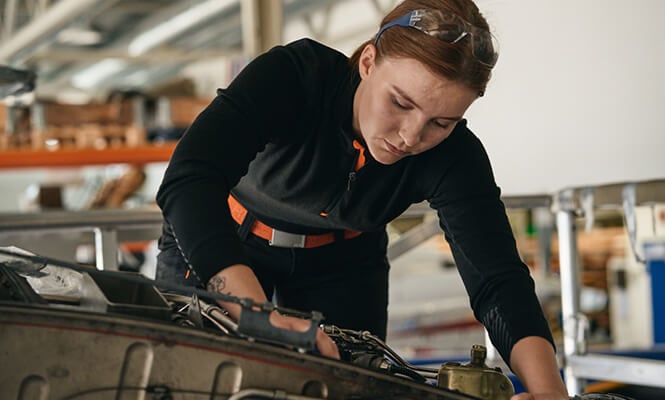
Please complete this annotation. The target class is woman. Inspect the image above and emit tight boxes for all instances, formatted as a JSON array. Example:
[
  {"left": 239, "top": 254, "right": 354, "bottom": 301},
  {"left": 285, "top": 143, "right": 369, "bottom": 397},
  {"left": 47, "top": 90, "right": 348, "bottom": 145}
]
[{"left": 156, "top": 0, "right": 568, "bottom": 398}]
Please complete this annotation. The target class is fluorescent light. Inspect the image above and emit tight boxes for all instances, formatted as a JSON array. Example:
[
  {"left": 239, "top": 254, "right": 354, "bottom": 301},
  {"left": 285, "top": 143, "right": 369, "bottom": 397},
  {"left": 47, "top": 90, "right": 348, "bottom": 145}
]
[
  {"left": 71, "top": 58, "right": 127, "bottom": 89},
  {"left": 56, "top": 27, "right": 103, "bottom": 46},
  {"left": 128, "top": 0, "right": 236, "bottom": 56},
  {"left": 123, "top": 69, "right": 151, "bottom": 86}
]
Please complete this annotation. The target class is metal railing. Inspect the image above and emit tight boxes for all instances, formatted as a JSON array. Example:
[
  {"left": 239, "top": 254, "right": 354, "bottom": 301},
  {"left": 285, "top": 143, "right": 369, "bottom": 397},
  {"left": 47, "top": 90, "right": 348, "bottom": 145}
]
[
  {"left": 553, "top": 179, "right": 665, "bottom": 394},
  {"left": 0, "top": 208, "right": 163, "bottom": 271}
]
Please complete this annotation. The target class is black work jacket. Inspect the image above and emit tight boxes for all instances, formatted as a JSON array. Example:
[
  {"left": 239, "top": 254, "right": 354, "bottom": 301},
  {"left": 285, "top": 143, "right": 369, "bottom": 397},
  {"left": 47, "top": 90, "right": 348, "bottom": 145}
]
[{"left": 156, "top": 38, "right": 554, "bottom": 364}]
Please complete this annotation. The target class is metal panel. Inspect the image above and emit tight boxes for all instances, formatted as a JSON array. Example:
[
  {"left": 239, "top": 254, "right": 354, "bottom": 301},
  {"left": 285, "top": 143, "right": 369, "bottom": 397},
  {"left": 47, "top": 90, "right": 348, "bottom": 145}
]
[
  {"left": 0, "top": 305, "right": 476, "bottom": 400},
  {"left": 568, "top": 354, "right": 665, "bottom": 388}
]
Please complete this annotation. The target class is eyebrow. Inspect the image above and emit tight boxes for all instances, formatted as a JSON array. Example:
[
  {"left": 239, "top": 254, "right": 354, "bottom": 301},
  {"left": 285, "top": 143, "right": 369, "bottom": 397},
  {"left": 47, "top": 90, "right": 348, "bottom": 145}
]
[{"left": 392, "top": 85, "right": 463, "bottom": 122}]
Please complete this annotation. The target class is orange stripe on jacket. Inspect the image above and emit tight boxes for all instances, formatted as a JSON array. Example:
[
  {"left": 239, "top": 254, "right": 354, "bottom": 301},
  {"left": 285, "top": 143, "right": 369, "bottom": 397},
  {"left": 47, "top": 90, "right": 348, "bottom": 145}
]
[{"left": 352, "top": 140, "right": 366, "bottom": 171}]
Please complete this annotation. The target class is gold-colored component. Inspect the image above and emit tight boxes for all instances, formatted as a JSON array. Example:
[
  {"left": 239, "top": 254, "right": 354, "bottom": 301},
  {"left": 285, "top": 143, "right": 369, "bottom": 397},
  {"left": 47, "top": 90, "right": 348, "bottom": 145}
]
[{"left": 437, "top": 344, "right": 515, "bottom": 400}]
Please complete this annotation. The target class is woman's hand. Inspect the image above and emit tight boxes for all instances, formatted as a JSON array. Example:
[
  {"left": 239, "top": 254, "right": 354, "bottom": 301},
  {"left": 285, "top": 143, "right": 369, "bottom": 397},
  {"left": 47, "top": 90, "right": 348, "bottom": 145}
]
[
  {"left": 269, "top": 312, "right": 340, "bottom": 359},
  {"left": 206, "top": 265, "right": 340, "bottom": 359}
]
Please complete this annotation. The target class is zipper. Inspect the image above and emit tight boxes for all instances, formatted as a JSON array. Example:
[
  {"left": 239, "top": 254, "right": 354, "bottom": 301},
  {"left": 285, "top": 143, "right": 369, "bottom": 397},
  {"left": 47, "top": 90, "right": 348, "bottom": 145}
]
[
  {"left": 346, "top": 171, "right": 356, "bottom": 191},
  {"left": 321, "top": 146, "right": 362, "bottom": 213},
  {"left": 346, "top": 145, "right": 361, "bottom": 191}
]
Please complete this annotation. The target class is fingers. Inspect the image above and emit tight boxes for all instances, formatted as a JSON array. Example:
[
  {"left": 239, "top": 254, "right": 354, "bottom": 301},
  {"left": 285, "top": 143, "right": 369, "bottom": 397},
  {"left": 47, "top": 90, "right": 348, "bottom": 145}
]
[
  {"left": 316, "top": 328, "right": 340, "bottom": 359},
  {"left": 511, "top": 394, "right": 534, "bottom": 400},
  {"left": 269, "top": 313, "right": 340, "bottom": 359}
]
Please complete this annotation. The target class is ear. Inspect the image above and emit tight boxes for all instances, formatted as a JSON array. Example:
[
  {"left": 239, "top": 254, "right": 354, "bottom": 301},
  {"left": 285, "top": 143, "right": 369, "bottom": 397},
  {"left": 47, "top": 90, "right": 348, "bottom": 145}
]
[{"left": 358, "top": 44, "right": 377, "bottom": 80}]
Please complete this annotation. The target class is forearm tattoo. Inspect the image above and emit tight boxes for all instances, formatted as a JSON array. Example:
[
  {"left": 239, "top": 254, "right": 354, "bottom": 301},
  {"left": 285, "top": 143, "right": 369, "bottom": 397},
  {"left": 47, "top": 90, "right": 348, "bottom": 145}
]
[{"left": 207, "top": 275, "right": 226, "bottom": 293}]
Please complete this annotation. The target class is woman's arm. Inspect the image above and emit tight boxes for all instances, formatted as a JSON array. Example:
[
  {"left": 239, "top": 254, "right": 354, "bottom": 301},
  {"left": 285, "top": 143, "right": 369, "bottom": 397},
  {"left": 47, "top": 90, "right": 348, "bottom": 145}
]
[
  {"left": 509, "top": 336, "right": 568, "bottom": 400},
  {"left": 156, "top": 44, "right": 311, "bottom": 285},
  {"left": 206, "top": 265, "right": 339, "bottom": 359}
]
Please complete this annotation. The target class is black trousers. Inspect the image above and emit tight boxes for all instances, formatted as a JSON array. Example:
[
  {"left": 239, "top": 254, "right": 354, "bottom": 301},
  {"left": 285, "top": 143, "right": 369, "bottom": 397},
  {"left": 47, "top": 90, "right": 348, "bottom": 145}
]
[{"left": 156, "top": 229, "right": 390, "bottom": 340}]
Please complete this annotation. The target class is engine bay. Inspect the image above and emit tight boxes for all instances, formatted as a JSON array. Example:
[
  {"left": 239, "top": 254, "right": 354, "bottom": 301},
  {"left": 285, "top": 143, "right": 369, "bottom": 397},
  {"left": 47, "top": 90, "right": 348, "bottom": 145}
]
[{"left": 0, "top": 247, "right": 633, "bottom": 400}]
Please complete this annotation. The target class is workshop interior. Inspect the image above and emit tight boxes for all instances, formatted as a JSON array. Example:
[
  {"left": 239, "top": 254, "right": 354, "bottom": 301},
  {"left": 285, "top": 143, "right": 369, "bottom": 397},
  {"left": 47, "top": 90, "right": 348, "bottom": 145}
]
[{"left": 1, "top": 0, "right": 664, "bottom": 399}]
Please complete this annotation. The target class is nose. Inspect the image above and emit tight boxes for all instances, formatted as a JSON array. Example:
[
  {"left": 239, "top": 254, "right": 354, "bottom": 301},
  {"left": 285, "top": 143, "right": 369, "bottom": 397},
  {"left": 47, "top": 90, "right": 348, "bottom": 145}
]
[{"left": 398, "top": 117, "right": 425, "bottom": 147}]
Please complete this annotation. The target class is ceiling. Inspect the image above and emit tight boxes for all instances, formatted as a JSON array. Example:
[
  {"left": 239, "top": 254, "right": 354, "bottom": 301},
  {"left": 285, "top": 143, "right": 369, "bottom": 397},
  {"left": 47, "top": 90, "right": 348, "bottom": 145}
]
[{"left": 0, "top": 0, "right": 387, "bottom": 102}]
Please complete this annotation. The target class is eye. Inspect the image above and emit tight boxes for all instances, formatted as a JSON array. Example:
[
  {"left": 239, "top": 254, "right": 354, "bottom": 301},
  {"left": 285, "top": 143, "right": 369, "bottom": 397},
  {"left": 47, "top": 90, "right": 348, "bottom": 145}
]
[
  {"left": 391, "top": 97, "right": 409, "bottom": 110},
  {"left": 434, "top": 120, "right": 450, "bottom": 130}
]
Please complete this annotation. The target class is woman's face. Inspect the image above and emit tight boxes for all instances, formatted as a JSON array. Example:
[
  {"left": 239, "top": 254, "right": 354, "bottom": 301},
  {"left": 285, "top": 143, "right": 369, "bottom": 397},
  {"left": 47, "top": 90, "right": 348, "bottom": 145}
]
[{"left": 353, "top": 45, "right": 478, "bottom": 165}]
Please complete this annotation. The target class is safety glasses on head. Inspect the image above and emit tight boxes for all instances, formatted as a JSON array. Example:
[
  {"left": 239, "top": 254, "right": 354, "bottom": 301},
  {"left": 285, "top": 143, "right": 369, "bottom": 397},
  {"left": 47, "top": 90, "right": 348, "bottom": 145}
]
[{"left": 373, "top": 9, "right": 499, "bottom": 68}]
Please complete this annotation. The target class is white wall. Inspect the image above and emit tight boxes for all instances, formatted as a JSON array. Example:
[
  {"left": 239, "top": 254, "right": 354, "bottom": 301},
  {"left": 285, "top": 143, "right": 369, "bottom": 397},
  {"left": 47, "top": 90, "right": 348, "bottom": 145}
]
[
  {"left": 287, "top": 0, "right": 665, "bottom": 196},
  {"left": 457, "top": 0, "right": 665, "bottom": 195}
]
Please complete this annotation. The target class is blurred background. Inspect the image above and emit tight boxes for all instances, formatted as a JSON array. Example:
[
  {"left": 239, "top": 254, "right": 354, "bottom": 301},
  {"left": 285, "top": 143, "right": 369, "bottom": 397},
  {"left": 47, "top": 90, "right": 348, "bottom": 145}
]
[{"left": 1, "top": 0, "right": 664, "bottom": 396}]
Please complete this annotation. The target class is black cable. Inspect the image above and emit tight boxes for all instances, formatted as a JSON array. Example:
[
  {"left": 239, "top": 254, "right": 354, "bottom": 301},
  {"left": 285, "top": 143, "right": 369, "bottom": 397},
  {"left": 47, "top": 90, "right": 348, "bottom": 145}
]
[{"left": 388, "top": 364, "right": 427, "bottom": 383}]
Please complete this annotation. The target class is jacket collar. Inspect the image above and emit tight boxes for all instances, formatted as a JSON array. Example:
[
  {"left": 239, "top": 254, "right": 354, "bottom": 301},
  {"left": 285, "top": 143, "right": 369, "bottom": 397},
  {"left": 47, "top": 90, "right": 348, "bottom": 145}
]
[{"left": 338, "top": 65, "right": 362, "bottom": 143}]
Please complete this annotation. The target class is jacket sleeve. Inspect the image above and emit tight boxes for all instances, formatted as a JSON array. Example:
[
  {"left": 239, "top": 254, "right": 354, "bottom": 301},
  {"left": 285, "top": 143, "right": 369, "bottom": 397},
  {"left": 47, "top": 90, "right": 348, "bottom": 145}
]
[
  {"left": 156, "top": 45, "right": 308, "bottom": 284},
  {"left": 428, "top": 131, "right": 555, "bottom": 368}
]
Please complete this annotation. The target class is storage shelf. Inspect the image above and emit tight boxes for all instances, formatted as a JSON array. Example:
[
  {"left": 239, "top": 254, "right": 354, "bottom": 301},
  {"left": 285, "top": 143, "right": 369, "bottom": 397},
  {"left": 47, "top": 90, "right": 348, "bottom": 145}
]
[{"left": 0, "top": 142, "right": 177, "bottom": 169}]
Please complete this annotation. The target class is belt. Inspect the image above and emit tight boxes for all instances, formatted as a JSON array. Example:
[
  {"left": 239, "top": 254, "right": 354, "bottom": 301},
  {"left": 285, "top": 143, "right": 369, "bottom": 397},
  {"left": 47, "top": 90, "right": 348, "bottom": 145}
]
[{"left": 227, "top": 194, "right": 362, "bottom": 248}]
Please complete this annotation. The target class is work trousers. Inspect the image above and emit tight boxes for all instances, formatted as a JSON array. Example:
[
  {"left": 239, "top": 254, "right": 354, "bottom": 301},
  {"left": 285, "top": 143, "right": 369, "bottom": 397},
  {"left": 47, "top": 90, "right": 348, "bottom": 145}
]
[{"left": 156, "top": 229, "right": 390, "bottom": 340}]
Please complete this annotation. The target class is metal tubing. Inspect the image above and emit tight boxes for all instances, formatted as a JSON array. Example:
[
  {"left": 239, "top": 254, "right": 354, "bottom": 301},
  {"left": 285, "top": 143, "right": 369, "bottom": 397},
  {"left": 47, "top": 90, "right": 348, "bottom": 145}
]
[
  {"left": 556, "top": 205, "right": 584, "bottom": 395},
  {"left": 0, "top": 209, "right": 162, "bottom": 231},
  {"left": 94, "top": 227, "right": 118, "bottom": 271},
  {"left": 387, "top": 217, "right": 441, "bottom": 261}
]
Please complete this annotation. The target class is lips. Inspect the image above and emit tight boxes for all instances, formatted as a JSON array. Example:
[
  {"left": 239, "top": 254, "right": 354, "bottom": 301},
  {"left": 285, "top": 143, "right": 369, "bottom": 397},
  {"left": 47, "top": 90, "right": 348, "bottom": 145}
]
[{"left": 385, "top": 140, "right": 408, "bottom": 156}]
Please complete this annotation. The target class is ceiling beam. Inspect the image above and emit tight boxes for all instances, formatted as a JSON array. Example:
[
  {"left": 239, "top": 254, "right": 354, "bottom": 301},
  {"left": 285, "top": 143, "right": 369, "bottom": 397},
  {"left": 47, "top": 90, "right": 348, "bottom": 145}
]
[
  {"left": 127, "top": 0, "right": 239, "bottom": 56},
  {"left": 0, "top": 0, "right": 119, "bottom": 65},
  {"left": 26, "top": 48, "right": 243, "bottom": 64}
]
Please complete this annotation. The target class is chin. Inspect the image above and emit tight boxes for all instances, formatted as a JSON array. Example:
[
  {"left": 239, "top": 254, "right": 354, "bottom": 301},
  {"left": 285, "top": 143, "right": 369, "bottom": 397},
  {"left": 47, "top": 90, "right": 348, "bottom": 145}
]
[
  {"left": 366, "top": 141, "right": 404, "bottom": 165},
  {"left": 375, "top": 158, "right": 394, "bottom": 165},
  {"left": 374, "top": 152, "right": 401, "bottom": 165}
]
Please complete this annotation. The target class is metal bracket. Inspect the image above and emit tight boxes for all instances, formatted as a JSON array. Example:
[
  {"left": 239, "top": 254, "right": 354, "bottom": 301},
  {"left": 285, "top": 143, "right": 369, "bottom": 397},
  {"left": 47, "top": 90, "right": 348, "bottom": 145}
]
[
  {"left": 580, "top": 188, "right": 594, "bottom": 232},
  {"left": 574, "top": 313, "right": 589, "bottom": 355},
  {"left": 187, "top": 293, "right": 204, "bottom": 328},
  {"left": 554, "top": 188, "right": 577, "bottom": 214},
  {"left": 622, "top": 183, "right": 646, "bottom": 264}
]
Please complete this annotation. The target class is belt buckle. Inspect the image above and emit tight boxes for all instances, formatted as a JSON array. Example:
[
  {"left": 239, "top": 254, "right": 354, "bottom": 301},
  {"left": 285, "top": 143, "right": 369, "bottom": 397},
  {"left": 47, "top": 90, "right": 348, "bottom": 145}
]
[{"left": 269, "top": 229, "right": 306, "bottom": 248}]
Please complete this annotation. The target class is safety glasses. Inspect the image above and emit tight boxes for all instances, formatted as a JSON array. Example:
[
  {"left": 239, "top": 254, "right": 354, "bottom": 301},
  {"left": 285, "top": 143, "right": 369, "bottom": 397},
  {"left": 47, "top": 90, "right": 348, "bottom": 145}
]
[{"left": 373, "top": 9, "right": 499, "bottom": 67}]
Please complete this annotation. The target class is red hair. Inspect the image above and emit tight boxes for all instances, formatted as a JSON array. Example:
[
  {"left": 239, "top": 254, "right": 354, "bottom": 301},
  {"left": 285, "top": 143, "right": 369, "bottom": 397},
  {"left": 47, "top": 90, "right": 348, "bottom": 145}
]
[{"left": 349, "top": 0, "right": 493, "bottom": 96}]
